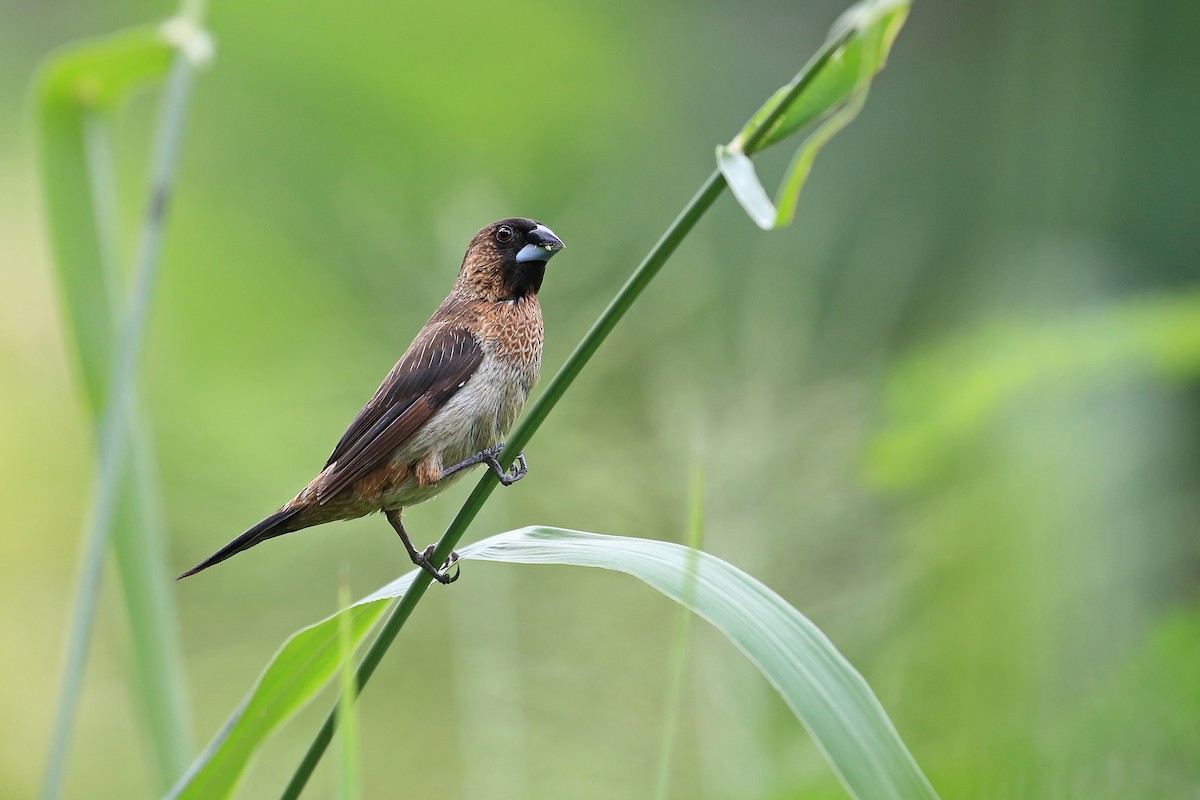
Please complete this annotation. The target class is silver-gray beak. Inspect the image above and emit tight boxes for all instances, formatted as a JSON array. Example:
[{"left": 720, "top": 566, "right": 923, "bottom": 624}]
[{"left": 515, "top": 224, "right": 565, "bottom": 263}]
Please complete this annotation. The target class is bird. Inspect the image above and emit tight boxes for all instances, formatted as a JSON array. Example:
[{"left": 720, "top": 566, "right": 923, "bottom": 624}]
[{"left": 177, "top": 218, "right": 565, "bottom": 584}]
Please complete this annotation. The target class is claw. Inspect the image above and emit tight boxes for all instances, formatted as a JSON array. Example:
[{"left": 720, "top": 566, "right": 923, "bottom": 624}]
[
  {"left": 483, "top": 449, "right": 528, "bottom": 486},
  {"left": 416, "top": 544, "right": 459, "bottom": 583},
  {"left": 413, "top": 549, "right": 459, "bottom": 584}
]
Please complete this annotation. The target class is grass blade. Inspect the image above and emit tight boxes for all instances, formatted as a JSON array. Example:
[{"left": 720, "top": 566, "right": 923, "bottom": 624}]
[
  {"left": 35, "top": 19, "right": 211, "bottom": 796},
  {"left": 653, "top": 462, "right": 705, "bottom": 800},
  {"left": 36, "top": 25, "right": 175, "bottom": 399},
  {"left": 335, "top": 571, "right": 361, "bottom": 800},
  {"left": 771, "top": 90, "right": 868, "bottom": 228},
  {"left": 165, "top": 600, "right": 394, "bottom": 799},
  {"left": 720, "top": 0, "right": 908, "bottom": 229},
  {"left": 732, "top": 0, "right": 910, "bottom": 156},
  {"left": 180, "top": 529, "right": 939, "bottom": 800}
]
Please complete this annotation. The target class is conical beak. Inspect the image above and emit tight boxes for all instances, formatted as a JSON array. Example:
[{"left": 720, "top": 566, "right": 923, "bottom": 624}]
[{"left": 516, "top": 224, "right": 565, "bottom": 263}]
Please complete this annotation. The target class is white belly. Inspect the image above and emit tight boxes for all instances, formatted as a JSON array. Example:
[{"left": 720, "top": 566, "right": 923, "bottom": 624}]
[{"left": 380, "top": 350, "right": 539, "bottom": 509}]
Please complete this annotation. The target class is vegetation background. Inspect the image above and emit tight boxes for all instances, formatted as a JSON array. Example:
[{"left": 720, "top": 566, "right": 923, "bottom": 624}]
[{"left": 1, "top": 0, "right": 1197, "bottom": 797}]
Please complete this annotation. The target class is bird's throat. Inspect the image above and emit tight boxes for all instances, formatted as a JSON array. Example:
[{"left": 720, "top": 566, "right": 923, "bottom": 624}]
[{"left": 505, "top": 260, "right": 546, "bottom": 299}]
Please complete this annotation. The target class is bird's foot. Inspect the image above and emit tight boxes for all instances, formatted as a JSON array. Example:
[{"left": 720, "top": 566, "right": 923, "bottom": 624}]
[
  {"left": 483, "top": 449, "right": 527, "bottom": 486},
  {"left": 440, "top": 444, "right": 528, "bottom": 486},
  {"left": 416, "top": 545, "right": 460, "bottom": 585},
  {"left": 439, "top": 444, "right": 504, "bottom": 481}
]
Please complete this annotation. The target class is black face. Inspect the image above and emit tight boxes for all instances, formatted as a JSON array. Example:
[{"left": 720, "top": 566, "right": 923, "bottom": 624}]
[{"left": 485, "top": 217, "right": 564, "bottom": 299}]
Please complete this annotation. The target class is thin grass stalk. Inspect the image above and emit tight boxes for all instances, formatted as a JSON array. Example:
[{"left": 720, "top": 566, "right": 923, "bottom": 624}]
[
  {"left": 115, "top": 418, "right": 192, "bottom": 781},
  {"left": 653, "top": 460, "right": 705, "bottom": 799},
  {"left": 86, "top": 104, "right": 192, "bottom": 787},
  {"left": 335, "top": 570, "right": 361, "bottom": 800},
  {"left": 281, "top": 29, "right": 854, "bottom": 797},
  {"left": 42, "top": 54, "right": 198, "bottom": 800}
]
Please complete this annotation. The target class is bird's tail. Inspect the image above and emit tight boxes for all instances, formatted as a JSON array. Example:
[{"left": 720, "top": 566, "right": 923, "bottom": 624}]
[{"left": 176, "top": 506, "right": 304, "bottom": 579}]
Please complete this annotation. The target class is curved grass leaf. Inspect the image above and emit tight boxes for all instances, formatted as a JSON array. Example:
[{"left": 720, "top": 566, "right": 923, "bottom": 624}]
[
  {"left": 734, "top": 0, "right": 910, "bottom": 156},
  {"left": 335, "top": 575, "right": 361, "bottom": 800},
  {"left": 165, "top": 600, "right": 391, "bottom": 800},
  {"left": 771, "top": 90, "right": 868, "bottom": 227},
  {"left": 174, "top": 528, "right": 938, "bottom": 800},
  {"left": 37, "top": 25, "right": 176, "bottom": 398},
  {"left": 35, "top": 21, "right": 210, "bottom": 792},
  {"left": 719, "top": 89, "right": 867, "bottom": 231},
  {"left": 720, "top": 0, "right": 908, "bottom": 229}
]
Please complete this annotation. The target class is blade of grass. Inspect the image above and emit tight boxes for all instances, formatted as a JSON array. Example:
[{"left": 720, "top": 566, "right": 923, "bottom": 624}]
[
  {"left": 653, "top": 460, "right": 705, "bottom": 800},
  {"left": 36, "top": 18, "right": 211, "bottom": 797},
  {"left": 335, "top": 570, "right": 361, "bottom": 800},
  {"left": 165, "top": 601, "right": 396, "bottom": 799},
  {"left": 282, "top": 4, "right": 912, "bottom": 793},
  {"left": 731, "top": 0, "right": 910, "bottom": 156},
  {"left": 87, "top": 97, "right": 194, "bottom": 789},
  {"left": 181, "top": 529, "right": 939, "bottom": 800},
  {"left": 720, "top": 0, "right": 907, "bottom": 229},
  {"left": 75, "top": 82, "right": 196, "bottom": 784},
  {"left": 771, "top": 90, "right": 868, "bottom": 227}
]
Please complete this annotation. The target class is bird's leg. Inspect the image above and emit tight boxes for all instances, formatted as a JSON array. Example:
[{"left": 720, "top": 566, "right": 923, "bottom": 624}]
[
  {"left": 440, "top": 444, "right": 528, "bottom": 486},
  {"left": 439, "top": 444, "right": 503, "bottom": 479},
  {"left": 385, "top": 510, "right": 459, "bottom": 584}
]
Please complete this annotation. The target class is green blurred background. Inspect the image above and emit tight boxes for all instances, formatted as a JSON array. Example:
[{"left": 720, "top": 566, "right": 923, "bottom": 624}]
[{"left": 3, "top": 0, "right": 1198, "bottom": 797}]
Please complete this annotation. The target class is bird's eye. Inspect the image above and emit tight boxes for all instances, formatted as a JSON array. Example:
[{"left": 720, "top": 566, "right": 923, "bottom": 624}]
[{"left": 495, "top": 226, "right": 514, "bottom": 243}]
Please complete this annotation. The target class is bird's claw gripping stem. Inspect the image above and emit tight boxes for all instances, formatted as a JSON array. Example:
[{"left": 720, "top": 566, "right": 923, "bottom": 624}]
[
  {"left": 419, "top": 545, "right": 460, "bottom": 585},
  {"left": 485, "top": 449, "right": 527, "bottom": 486},
  {"left": 440, "top": 444, "right": 528, "bottom": 486},
  {"left": 387, "top": 510, "right": 460, "bottom": 585}
]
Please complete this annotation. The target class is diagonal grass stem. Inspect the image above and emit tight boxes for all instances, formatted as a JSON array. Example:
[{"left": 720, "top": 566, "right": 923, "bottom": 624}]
[
  {"left": 42, "top": 53, "right": 198, "bottom": 800},
  {"left": 281, "top": 17, "right": 881, "bottom": 798}
]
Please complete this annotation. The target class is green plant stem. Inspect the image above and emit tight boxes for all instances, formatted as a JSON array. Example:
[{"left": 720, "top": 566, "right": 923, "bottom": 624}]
[
  {"left": 42, "top": 54, "right": 197, "bottom": 800},
  {"left": 281, "top": 170, "right": 724, "bottom": 799},
  {"left": 281, "top": 29, "right": 856, "bottom": 798}
]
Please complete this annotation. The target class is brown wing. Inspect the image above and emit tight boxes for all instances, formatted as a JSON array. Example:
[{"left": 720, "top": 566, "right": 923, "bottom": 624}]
[{"left": 317, "top": 325, "right": 483, "bottom": 504}]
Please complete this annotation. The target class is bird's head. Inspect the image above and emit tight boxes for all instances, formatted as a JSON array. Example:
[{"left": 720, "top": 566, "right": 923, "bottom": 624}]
[{"left": 457, "top": 217, "right": 565, "bottom": 301}]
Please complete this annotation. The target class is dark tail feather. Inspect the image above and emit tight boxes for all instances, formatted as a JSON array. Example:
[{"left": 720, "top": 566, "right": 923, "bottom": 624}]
[{"left": 176, "top": 507, "right": 304, "bottom": 579}]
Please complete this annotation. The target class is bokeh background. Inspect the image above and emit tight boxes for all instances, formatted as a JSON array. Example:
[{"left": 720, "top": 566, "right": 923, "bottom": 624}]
[{"left": 2, "top": 0, "right": 1198, "bottom": 797}]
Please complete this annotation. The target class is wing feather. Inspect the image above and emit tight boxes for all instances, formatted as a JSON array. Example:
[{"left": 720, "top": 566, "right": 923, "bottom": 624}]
[{"left": 317, "top": 325, "right": 482, "bottom": 503}]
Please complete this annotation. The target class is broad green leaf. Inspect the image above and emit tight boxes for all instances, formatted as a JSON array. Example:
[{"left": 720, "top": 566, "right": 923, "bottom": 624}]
[
  {"left": 177, "top": 529, "right": 938, "bottom": 800},
  {"left": 166, "top": 600, "right": 391, "bottom": 800},
  {"left": 734, "top": 0, "right": 909, "bottom": 155}
]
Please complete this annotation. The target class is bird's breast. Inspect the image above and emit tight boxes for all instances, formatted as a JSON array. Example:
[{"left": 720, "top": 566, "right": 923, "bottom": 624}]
[
  {"left": 397, "top": 297, "right": 542, "bottom": 473},
  {"left": 482, "top": 295, "right": 544, "bottom": 366}
]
